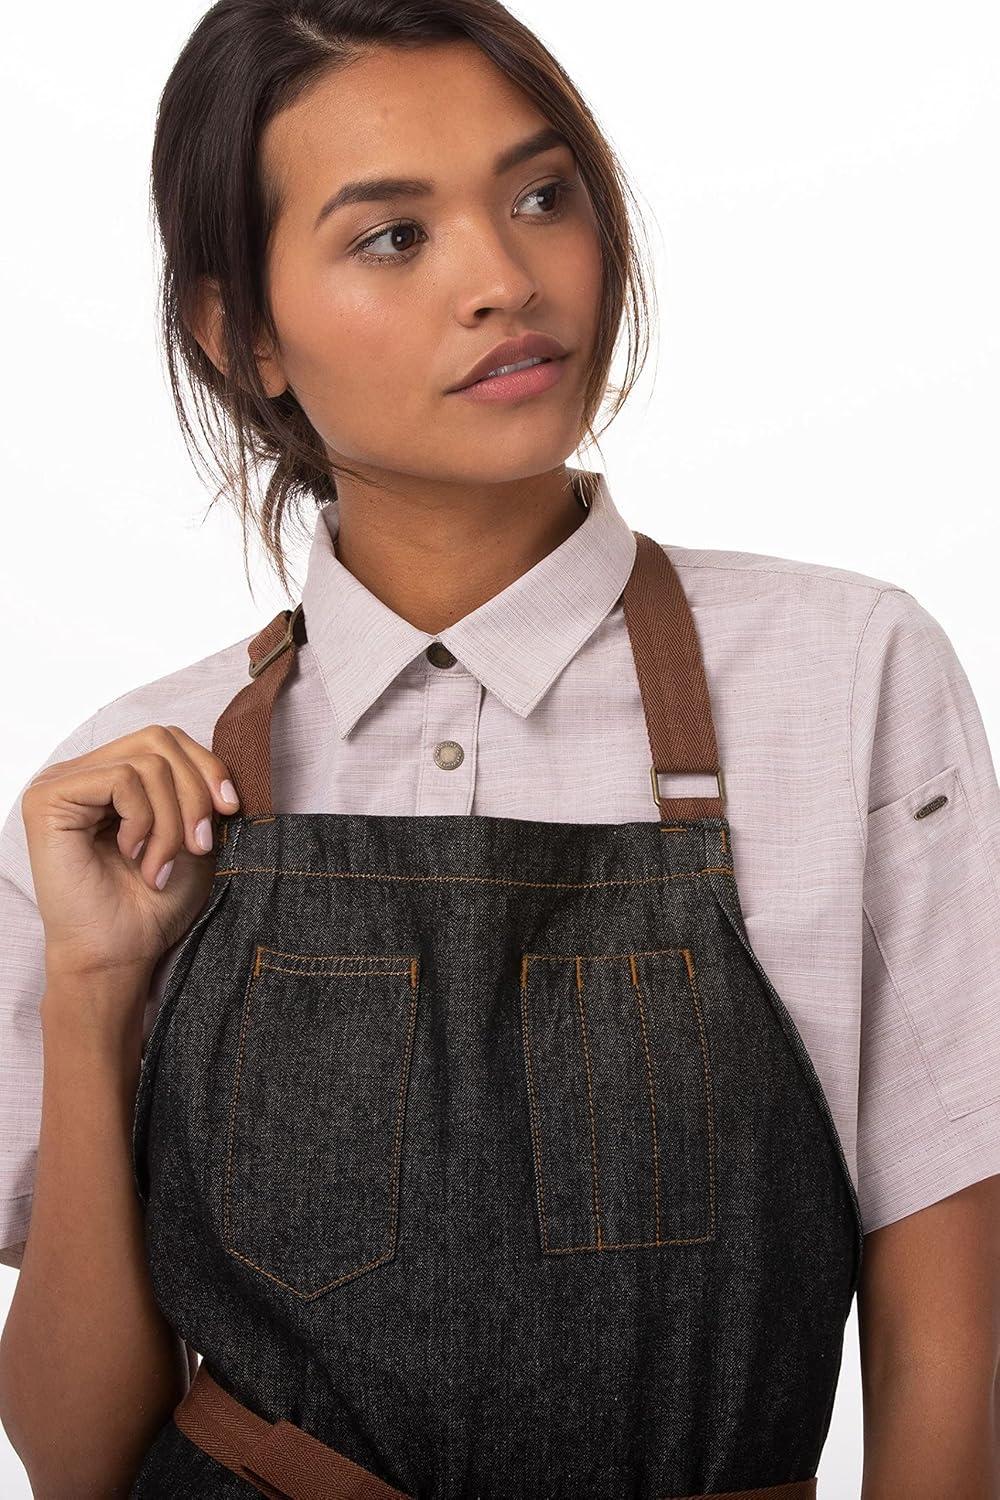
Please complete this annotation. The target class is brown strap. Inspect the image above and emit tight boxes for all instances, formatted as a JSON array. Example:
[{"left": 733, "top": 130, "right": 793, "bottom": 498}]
[
  {"left": 212, "top": 603, "right": 306, "bottom": 820},
  {"left": 172, "top": 1361, "right": 413, "bottom": 1500},
  {"left": 623, "top": 533, "right": 724, "bottom": 820},
  {"left": 212, "top": 530, "right": 724, "bottom": 822},
  {"left": 173, "top": 1362, "right": 813, "bottom": 1499}
]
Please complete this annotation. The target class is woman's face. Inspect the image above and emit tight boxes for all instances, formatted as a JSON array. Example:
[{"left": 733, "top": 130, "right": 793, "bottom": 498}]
[{"left": 256, "top": 39, "right": 603, "bottom": 487}]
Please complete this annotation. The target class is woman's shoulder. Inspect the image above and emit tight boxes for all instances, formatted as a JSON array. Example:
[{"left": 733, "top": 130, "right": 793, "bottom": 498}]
[
  {"left": 651, "top": 541, "right": 975, "bottom": 738},
  {"left": 2, "top": 627, "right": 260, "bottom": 883},
  {"left": 89, "top": 629, "right": 258, "bottom": 750},
  {"left": 652, "top": 538, "right": 931, "bottom": 664},
  {"left": 658, "top": 537, "right": 905, "bottom": 598}
]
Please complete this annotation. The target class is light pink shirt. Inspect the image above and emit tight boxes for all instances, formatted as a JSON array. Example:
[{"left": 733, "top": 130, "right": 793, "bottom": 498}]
[{"left": 2, "top": 468, "right": 999, "bottom": 1263}]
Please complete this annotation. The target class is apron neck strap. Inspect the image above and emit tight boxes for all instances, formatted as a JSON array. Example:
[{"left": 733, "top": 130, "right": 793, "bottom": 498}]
[
  {"left": 212, "top": 531, "right": 724, "bottom": 823},
  {"left": 211, "top": 604, "right": 306, "bottom": 822},
  {"left": 626, "top": 532, "right": 725, "bottom": 822}
]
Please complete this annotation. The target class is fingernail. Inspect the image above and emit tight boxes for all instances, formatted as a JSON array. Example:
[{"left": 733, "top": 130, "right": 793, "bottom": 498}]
[
  {"left": 155, "top": 860, "right": 174, "bottom": 890},
  {"left": 220, "top": 779, "right": 239, "bottom": 806},
  {"left": 195, "top": 817, "right": 213, "bottom": 851},
  {"left": 130, "top": 838, "right": 146, "bottom": 860}
]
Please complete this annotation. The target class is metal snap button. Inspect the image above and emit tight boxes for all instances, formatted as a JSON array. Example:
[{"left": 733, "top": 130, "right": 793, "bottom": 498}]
[
  {"left": 426, "top": 642, "right": 456, "bottom": 669},
  {"left": 433, "top": 740, "right": 464, "bottom": 770}
]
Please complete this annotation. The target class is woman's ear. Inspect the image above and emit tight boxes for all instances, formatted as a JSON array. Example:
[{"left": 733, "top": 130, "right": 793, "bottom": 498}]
[
  {"left": 186, "top": 276, "right": 227, "bottom": 373},
  {"left": 186, "top": 276, "right": 287, "bottom": 398}
]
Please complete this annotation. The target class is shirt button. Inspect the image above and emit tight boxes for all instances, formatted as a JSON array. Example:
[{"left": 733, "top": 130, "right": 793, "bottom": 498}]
[
  {"left": 434, "top": 740, "right": 465, "bottom": 770},
  {"left": 426, "top": 642, "right": 456, "bottom": 669}
]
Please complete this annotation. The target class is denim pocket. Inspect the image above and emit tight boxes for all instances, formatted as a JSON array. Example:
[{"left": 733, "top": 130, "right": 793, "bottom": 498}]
[
  {"left": 518, "top": 949, "right": 716, "bottom": 1253},
  {"left": 222, "top": 945, "right": 420, "bottom": 1299}
]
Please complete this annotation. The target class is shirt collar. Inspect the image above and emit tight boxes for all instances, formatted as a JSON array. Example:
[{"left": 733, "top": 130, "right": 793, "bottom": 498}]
[{"left": 299, "top": 468, "right": 637, "bottom": 739}]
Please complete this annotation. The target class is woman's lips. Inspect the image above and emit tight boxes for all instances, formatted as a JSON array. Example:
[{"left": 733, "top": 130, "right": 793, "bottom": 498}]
[{"left": 448, "top": 354, "right": 570, "bottom": 403}]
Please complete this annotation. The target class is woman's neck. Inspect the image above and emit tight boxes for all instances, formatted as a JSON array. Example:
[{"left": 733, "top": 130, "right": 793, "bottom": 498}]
[{"left": 328, "top": 467, "right": 589, "bottom": 635}]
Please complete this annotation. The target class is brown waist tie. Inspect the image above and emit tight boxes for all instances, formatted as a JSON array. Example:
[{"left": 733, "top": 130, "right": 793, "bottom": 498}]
[
  {"left": 171, "top": 1362, "right": 816, "bottom": 1500},
  {"left": 172, "top": 1361, "right": 414, "bottom": 1499}
]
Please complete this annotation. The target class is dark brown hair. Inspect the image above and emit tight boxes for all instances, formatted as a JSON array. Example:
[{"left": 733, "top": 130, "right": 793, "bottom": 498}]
[{"left": 150, "top": 0, "right": 657, "bottom": 597}]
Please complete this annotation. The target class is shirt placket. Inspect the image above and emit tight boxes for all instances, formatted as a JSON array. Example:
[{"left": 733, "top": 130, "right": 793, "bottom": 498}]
[{"left": 414, "top": 643, "right": 482, "bottom": 815}]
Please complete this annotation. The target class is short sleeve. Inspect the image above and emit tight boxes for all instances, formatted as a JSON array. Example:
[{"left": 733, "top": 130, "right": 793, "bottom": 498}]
[
  {"left": 852, "top": 586, "right": 1000, "bottom": 1234},
  {"left": 0, "top": 709, "right": 99, "bottom": 1260}
]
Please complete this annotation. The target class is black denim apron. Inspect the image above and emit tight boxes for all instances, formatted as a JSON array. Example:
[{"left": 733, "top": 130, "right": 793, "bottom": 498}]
[{"left": 128, "top": 531, "right": 864, "bottom": 1499}]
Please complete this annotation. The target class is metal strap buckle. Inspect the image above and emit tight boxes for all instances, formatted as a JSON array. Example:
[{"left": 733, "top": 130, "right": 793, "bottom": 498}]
[
  {"left": 249, "top": 602, "right": 304, "bottom": 680},
  {"left": 650, "top": 764, "right": 726, "bottom": 812}
]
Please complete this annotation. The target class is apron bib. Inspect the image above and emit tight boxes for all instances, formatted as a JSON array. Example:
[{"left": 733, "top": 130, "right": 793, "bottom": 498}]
[{"left": 128, "top": 532, "right": 864, "bottom": 1499}]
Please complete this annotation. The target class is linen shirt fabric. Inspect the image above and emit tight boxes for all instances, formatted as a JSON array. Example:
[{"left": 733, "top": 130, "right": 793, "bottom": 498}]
[{"left": 1, "top": 469, "right": 999, "bottom": 1268}]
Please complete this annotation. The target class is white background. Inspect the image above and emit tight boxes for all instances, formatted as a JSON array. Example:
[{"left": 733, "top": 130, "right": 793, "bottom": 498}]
[{"left": 1, "top": 2, "right": 998, "bottom": 1495}]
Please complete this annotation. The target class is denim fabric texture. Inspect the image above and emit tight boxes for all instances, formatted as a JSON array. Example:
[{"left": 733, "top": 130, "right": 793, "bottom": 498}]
[{"left": 128, "top": 804, "right": 864, "bottom": 1499}]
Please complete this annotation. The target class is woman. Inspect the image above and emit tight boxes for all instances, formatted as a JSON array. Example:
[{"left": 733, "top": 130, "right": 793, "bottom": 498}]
[{"left": 0, "top": 1, "right": 997, "bottom": 1495}]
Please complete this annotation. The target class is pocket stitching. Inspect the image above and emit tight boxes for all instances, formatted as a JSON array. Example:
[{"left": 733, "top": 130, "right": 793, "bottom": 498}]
[
  {"left": 520, "top": 948, "right": 716, "bottom": 1254},
  {"left": 222, "top": 948, "right": 420, "bottom": 1298}
]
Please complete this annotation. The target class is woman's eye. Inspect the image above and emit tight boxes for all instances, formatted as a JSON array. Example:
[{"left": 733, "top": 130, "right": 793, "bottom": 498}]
[
  {"left": 350, "top": 177, "right": 576, "bottom": 266},
  {"left": 514, "top": 177, "right": 576, "bottom": 219},
  {"left": 351, "top": 220, "right": 426, "bottom": 265}
]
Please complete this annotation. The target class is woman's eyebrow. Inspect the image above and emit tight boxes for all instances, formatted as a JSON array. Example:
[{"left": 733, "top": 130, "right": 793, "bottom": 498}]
[{"left": 312, "top": 124, "right": 572, "bottom": 231}]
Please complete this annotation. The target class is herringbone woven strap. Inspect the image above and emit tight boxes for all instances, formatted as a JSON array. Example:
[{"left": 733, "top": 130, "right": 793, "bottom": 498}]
[
  {"left": 173, "top": 1363, "right": 813, "bottom": 1499},
  {"left": 173, "top": 1362, "right": 413, "bottom": 1500},
  {"left": 211, "top": 603, "right": 306, "bottom": 819},
  {"left": 624, "top": 532, "right": 724, "bottom": 819}
]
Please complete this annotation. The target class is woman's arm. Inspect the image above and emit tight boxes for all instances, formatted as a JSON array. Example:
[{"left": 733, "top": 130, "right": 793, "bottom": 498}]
[
  {"left": 0, "top": 977, "right": 189, "bottom": 1498},
  {"left": 858, "top": 1173, "right": 1000, "bottom": 1499}
]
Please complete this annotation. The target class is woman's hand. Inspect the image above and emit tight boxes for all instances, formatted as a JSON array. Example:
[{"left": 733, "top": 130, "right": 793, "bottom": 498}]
[{"left": 21, "top": 724, "right": 240, "bottom": 1000}]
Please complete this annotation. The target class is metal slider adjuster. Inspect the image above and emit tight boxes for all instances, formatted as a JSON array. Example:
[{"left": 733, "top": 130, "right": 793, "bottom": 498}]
[
  {"left": 249, "top": 602, "right": 304, "bottom": 680},
  {"left": 650, "top": 764, "right": 726, "bottom": 812}
]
